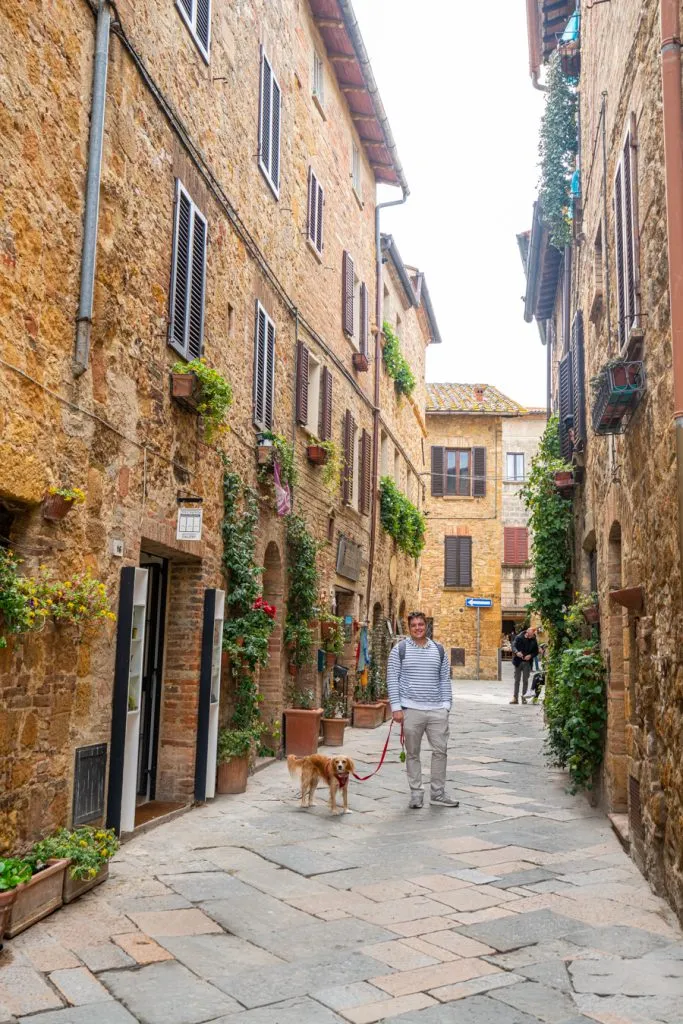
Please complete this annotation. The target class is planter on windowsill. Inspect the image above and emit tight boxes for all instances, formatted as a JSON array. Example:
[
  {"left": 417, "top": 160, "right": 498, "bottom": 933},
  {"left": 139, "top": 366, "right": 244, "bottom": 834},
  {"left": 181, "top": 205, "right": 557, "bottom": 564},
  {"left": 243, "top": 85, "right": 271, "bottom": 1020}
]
[
  {"left": 41, "top": 493, "right": 76, "bottom": 522},
  {"left": 257, "top": 445, "right": 274, "bottom": 467},
  {"left": 63, "top": 863, "right": 109, "bottom": 905},
  {"left": 609, "top": 586, "right": 644, "bottom": 612},
  {"left": 553, "top": 471, "right": 574, "bottom": 494},
  {"left": 352, "top": 352, "right": 369, "bottom": 372},
  {"left": 582, "top": 604, "right": 600, "bottom": 625},
  {"left": 352, "top": 702, "right": 385, "bottom": 729},
  {"left": 284, "top": 707, "right": 322, "bottom": 756},
  {"left": 216, "top": 756, "right": 249, "bottom": 795},
  {"left": 321, "top": 717, "right": 349, "bottom": 747},
  {"left": 306, "top": 445, "right": 328, "bottom": 466},
  {"left": 5, "top": 859, "right": 69, "bottom": 938},
  {"left": 170, "top": 371, "right": 200, "bottom": 412}
]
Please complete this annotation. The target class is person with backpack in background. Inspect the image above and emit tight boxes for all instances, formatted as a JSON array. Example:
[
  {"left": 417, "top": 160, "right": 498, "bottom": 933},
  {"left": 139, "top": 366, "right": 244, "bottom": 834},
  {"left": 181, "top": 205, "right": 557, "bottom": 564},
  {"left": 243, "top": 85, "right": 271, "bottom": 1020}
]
[
  {"left": 387, "top": 611, "right": 459, "bottom": 810},
  {"left": 510, "top": 626, "right": 539, "bottom": 704}
]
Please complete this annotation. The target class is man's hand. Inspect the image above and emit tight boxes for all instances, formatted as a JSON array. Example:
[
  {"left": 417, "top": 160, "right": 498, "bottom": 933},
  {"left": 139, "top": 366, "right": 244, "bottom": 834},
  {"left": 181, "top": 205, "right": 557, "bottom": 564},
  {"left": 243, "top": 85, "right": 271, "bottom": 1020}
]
[
  {"left": 524, "top": 654, "right": 531, "bottom": 661},
  {"left": 392, "top": 710, "right": 404, "bottom": 724}
]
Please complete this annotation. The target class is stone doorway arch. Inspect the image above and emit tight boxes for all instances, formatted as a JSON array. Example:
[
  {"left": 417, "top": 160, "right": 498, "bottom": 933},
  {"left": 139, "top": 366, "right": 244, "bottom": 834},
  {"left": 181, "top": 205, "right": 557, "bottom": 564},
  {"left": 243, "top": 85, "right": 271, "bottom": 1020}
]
[{"left": 260, "top": 541, "right": 285, "bottom": 752}]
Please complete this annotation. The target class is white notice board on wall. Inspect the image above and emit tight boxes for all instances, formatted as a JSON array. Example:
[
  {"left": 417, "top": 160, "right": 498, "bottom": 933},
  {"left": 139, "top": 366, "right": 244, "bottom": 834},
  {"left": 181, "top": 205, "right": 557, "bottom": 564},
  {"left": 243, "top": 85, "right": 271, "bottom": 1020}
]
[{"left": 177, "top": 507, "right": 203, "bottom": 541}]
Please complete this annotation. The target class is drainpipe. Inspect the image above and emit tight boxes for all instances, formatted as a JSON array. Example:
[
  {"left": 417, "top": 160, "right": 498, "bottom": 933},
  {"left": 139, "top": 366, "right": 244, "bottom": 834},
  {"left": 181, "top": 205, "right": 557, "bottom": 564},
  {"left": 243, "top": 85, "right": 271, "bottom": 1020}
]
[
  {"left": 366, "top": 193, "right": 408, "bottom": 619},
  {"left": 531, "top": 71, "right": 547, "bottom": 92},
  {"left": 74, "top": 0, "right": 111, "bottom": 376},
  {"left": 660, "top": 0, "right": 683, "bottom": 591}
]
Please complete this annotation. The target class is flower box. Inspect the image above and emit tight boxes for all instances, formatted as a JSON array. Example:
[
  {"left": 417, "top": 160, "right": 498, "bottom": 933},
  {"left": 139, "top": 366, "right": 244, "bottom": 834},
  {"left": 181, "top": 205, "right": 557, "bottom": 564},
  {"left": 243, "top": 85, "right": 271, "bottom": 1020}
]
[
  {"left": 582, "top": 604, "right": 600, "bottom": 625},
  {"left": 380, "top": 699, "right": 392, "bottom": 722},
  {"left": 352, "top": 702, "right": 385, "bottom": 729},
  {"left": 0, "top": 889, "right": 17, "bottom": 948},
  {"left": 5, "top": 859, "right": 69, "bottom": 938},
  {"left": 553, "top": 471, "right": 574, "bottom": 494},
  {"left": 321, "top": 717, "right": 349, "bottom": 747},
  {"left": 41, "top": 493, "right": 75, "bottom": 521},
  {"left": 284, "top": 708, "right": 322, "bottom": 756},
  {"left": 306, "top": 445, "right": 328, "bottom": 466},
  {"left": 216, "top": 755, "right": 249, "bottom": 795},
  {"left": 591, "top": 361, "right": 645, "bottom": 435},
  {"left": 352, "top": 352, "right": 369, "bottom": 372},
  {"left": 63, "top": 863, "right": 109, "bottom": 905},
  {"left": 170, "top": 371, "right": 200, "bottom": 412},
  {"left": 257, "top": 445, "right": 274, "bottom": 467}
]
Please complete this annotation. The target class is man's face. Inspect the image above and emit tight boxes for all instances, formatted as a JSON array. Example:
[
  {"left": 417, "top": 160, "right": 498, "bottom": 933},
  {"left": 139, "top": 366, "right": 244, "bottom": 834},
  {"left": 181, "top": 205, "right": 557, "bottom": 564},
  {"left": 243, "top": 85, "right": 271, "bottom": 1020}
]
[
  {"left": 409, "top": 617, "right": 427, "bottom": 640},
  {"left": 525, "top": 628, "right": 536, "bottom": 639}
]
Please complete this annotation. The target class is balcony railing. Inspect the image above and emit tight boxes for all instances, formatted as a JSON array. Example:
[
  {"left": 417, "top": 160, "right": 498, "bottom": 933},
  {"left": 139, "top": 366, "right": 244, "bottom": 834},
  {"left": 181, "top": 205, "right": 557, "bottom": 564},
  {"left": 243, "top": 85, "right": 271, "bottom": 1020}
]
[{"left": 590, "top": 361, "right": 645, "bottom": 435}]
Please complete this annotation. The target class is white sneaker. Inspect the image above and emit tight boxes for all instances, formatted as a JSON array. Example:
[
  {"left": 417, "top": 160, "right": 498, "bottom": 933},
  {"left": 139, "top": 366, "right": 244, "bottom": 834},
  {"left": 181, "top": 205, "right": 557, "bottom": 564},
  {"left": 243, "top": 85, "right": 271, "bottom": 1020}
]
[
  {"left": 431, "top": 793, "right": 460, "bottom": 807},
  {"left": 409, "top": 792, "right": 424, "bottom": 809}
]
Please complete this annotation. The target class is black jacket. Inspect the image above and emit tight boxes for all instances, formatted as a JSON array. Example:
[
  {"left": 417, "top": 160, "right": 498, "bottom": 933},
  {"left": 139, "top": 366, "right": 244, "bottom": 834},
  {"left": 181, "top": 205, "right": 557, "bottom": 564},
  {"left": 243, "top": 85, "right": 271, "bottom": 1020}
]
[{"left": 512, "top": 632, "right": 539, "bottom": 666}]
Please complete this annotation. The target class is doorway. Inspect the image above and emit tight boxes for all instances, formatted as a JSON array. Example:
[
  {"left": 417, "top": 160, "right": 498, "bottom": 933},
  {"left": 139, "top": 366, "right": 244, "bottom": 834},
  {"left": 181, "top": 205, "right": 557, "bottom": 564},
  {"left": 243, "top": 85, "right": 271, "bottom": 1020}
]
[{"left": 137, "top": 554, "right": 168, "bottom": 805}]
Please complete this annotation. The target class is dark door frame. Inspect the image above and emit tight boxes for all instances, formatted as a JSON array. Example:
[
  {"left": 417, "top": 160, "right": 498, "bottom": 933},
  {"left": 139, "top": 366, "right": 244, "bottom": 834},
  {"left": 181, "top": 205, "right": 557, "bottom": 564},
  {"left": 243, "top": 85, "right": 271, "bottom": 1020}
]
[{"left": 138, "top": 555, "right": 168, "bottom": 802}]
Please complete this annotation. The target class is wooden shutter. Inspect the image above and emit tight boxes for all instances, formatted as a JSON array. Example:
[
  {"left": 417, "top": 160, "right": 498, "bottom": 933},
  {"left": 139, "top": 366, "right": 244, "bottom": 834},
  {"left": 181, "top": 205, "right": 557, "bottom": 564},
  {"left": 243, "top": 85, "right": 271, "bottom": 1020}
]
[
  {"left": 320, "top": 367, "right": 332, "bottom": 441},
  {"left": 558, "top": 351, "right": 574, "bottom": 461},
  {"left": 265, "top": 317, "right": 275, "bottom": 429},
  {"left": 431, "top": 446, "right": 444, "bottom": 496},
  {"left": 307, "top": 171, "right": 323, "bottom": 254},
  {"left": 360, "top": 429, "right": 372, "bottom": 515},
  {"left": 307, "top": 168, "right": 313, "bottom": 241},
  {"left": 472, "top": 447, "right": 486, "bottom": 497},
  {"left": 316, "top": 180, "right": 324, "bottom": 253},
  {"left": 505, "top": 526, "right": 528, "bottom": 565},
  {"left": 342, "top": 409, "right": 353, "bottom": 504},
  {"left": 170, "top": 181, "right": 206, "bottom": 360},
  {"left": 188, "top": 210, "right": 206, "bottom": 359},
  {"left": 253, "top": 302, "right": 274, "bottom": 430},
  {"left": 572, "top": 311, "right": 586, "bottom": 445},
  {"left": 296, "top": 341, "right": 309, "bottom": 426},
  {"left": 444, "top": 536, "right": 472, "bottom": 587},
  {"left": 271, "top": 75, "right": 281, "bottom": 191},
  {"left": 623, "top": 131, "right": 636, "bottom": 338},
  {"left": 196, "top": 0, "right": 211, "bottom": 53},
  {"left": 359, "top": 282, "right": 369, "bottom": 356},
  {"left": 342, "top": 251, "right": 354, "bottom": 336},
  {"left": 259, "top": 50, "right": 280, "bottom": 194}
]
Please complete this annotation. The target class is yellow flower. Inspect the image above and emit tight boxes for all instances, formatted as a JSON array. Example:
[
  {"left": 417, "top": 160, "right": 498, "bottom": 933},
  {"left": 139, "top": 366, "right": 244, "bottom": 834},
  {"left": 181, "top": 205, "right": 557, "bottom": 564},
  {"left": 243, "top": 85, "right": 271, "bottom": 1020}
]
[
  {"left": 79, "top": 840, "right": 88, "bottom": 847},
  {"left": 64, "top": 582, "right": 72, "bottom": 589}
]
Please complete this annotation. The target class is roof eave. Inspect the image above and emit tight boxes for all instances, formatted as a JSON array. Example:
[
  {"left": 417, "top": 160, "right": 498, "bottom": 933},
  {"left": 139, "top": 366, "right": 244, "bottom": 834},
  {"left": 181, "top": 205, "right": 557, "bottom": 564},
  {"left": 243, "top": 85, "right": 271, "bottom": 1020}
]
[{"left": 381, "top": 234, "right": 419, "bottom": 308}]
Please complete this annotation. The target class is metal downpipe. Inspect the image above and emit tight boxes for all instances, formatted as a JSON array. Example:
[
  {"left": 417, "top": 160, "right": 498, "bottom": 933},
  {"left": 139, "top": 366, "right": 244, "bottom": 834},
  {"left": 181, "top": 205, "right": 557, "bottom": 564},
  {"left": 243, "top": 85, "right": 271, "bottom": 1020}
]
[{"left": 74, "top": 0, "right": 111, "bottom": 376}]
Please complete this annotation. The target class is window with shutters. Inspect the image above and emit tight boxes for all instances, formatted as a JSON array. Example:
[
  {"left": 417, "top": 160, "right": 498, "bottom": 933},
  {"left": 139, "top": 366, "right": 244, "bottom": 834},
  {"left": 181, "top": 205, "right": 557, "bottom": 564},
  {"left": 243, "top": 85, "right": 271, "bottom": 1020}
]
[
  {"left": 558, "top": 352, "right": 574, "bottom": 461},
  {"left": 444, "top": 536, "right": 473, "bottom": 588},
  {"left": 295, "top": 345, "right": 328, "bottom": 441},
  {"left": 307, "top": 169, "right": 324, "bottom": 256},
  {"left": 445, "top": 449, "right": 471, "bottom": 496},
  {"left": 169, "top": 180, "right": 207, "bottom": 361},
  {"left": 506, "top": 453, "right": 525, "bottom": 481},
  {"left": 312, "top": 51, "right": 324, "bottom": 110},
  {"left": 253, "top": 301, "right": 275, "bottom": 431},
  {"left": 342, "top": 251, "right": 354, "bottom": 338},
  {"left": 613, "top": 123, "right": 639, "bottom": 349},
  {"left": 176, "top": 0, "right": 211, "bottom": 62},
  {"left": 571, "top": 311, "right": 586, "bottom": 447},
  {"left": 342, "top": 409, "right": 355, "bottom": 505},
  {"left": 352, "top": 141, "right": 362, "bottom": 202},
  {"left": 360, "top": 429, "right": 372, "bottom": 516},
  {"left": 258, "top": 48, "right": 281, "bottom": 198},
  {"left": 431, "top": 446, "right": 486, "bottom": 497},
  {"left": 504, "top": 527, "right": 529, "bottom": 565}
]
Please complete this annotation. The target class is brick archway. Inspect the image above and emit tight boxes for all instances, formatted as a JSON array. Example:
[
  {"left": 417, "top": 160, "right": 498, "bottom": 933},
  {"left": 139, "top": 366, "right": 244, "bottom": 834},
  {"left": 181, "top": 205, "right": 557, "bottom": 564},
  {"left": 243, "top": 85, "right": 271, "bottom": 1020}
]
[
  {"left": 260, "top": 542, "right": 285, "bottom": 747},
  {"left": 606, "top": 521, "right": 627, "bottom": 811}
]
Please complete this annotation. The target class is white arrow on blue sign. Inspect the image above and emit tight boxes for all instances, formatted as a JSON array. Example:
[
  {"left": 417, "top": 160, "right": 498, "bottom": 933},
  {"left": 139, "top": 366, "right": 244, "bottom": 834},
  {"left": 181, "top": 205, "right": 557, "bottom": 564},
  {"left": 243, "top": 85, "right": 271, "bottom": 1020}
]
[{"left": 465, "top": 598, "right": 493, "bottom": 608}]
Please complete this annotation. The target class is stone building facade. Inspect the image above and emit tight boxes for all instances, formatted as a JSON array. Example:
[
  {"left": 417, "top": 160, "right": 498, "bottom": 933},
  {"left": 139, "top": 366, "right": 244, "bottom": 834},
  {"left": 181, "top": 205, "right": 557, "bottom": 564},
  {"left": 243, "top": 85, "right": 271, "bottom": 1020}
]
[
  {"left": 522, "top": 0, "right": 683, "bottom": 922},
  {"left": 421, "top": 384, "right": 532, "bottom": 681},
  {"left": 0, "top": 0, "right": 438, "bottom": 849}
]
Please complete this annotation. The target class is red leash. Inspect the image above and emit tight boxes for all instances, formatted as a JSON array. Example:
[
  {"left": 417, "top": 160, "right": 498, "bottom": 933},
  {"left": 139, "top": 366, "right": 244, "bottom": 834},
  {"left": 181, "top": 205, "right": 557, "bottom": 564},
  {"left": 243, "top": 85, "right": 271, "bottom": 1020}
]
[{"left": 351, "top": 718, "right": 405, "bottom": 782}]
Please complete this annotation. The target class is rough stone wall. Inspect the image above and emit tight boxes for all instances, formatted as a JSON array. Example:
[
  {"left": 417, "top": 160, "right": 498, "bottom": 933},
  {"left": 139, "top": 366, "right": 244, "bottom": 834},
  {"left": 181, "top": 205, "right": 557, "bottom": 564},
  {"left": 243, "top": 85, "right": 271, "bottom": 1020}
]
[
  {"left": 501, "top": 413, "right": 546, "bottom": 618},
  {"left": 421, "top": 413, "right": 503, "bottom": 680},
  {"left": 0, "top": 0, "right": 424, "bottom": 847}
]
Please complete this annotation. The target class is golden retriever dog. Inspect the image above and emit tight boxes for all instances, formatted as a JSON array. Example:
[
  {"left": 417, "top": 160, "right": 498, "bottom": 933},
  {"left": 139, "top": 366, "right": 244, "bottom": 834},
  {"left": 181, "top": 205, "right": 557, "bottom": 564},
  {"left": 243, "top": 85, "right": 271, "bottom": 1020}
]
[{"left": 287, "top": 753, "right": 355, "bottom": 814}]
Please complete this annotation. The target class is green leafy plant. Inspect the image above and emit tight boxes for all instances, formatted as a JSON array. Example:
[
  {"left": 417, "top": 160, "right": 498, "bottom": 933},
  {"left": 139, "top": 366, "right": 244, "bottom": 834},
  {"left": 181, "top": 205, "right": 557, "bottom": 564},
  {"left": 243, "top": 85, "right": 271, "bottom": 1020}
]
[
  {"left": 172, "top": 358, "right": 233, "bottom": 442},
  {"left": 379, "top": 477, "right": 426, "bottom": 558},
  {"left": 323, "top": 690, "right": 347, "bottom": 719},
  {"left": 286, "top": 685, "right": 316, "bottom": 709},
  {"left": 217, "top": 726, "right": 259, "bottom": 764},
  {"left": 320, "top": 611, "right": 345, "bottom": 655},
  {"left": 544, "top": 639, "right": 606, "bottom": 793},
  {"left": 520, "top": 417, "right": 573, "bottom": 635},
  {"left": 0, "top": 857, "right": 32, "bottom": 891},
  {"left": 538, "top": 51, "right": 579, "bottom": 248},
  {"left": 284, "top": 514, "right": 320, "bottom": 667},
  {"left": 310, "top": 438, "right": 343, "bottom": 493},
  {"left": 382, "top": 321, "right": 416, "bottom": 396},
  {"left": 258, "top": 432, "right": 297, "bottom": 488},
  {"left": 0, "top": 549, "right": 38, "bottom": 647},
  {"left": 28, "top": 827, "right": 119, "bottom": 880},
  {"left": 48, "top": 486, "right": 86, "bottom": 505}
]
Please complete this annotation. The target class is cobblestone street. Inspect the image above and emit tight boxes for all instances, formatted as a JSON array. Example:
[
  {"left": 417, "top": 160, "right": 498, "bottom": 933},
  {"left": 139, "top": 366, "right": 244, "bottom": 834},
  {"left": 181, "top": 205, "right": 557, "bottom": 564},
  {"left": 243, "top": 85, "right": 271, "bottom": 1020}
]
[{"left": 2, "top": 676, "right": 682, "bottom": 1024}]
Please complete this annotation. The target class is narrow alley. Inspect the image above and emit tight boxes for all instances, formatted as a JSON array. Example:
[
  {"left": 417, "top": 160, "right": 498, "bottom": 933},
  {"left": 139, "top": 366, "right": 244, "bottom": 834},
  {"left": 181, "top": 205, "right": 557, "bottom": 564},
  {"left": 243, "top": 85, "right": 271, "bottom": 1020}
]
[{"left": 2, "top": 675, "right": 681, "bottom": 1024}]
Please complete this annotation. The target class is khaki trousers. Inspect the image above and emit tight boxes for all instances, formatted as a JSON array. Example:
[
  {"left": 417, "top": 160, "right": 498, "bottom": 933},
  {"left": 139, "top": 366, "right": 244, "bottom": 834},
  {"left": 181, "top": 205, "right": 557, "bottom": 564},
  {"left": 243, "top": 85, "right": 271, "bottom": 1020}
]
[{"left": 403, "top": 708, "right": 450, "bottom": 797}]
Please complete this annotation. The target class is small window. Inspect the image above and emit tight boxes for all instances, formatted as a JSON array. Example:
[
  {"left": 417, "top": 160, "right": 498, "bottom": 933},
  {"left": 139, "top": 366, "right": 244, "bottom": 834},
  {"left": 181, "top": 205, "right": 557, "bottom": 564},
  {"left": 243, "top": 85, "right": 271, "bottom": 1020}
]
[
  {"left": 259, "top": 48, "right": 281, "bottom": 198},
  {"left": 312, "top": 51, "right": 324, "bottom": 108},
  {"left": 352, "top": 141, "right": 362, "bottom": 201},
  {"left": 253, "top": 301, "right": 275, "bottom": 431},
  {"left": 169, "top": 180, "right": 207, "bottom": 361},
  {"left": 445, "top": 449, "right": 471, "bottom": 496},
  {"left": 307, "top": 169, "right": 324, "bottom": 255},
  {"left": 506, "top": 453, "right": 525, "bottom": 481},
  {"left": 176, "top": 0, "right": 211, "bottom": 62}
]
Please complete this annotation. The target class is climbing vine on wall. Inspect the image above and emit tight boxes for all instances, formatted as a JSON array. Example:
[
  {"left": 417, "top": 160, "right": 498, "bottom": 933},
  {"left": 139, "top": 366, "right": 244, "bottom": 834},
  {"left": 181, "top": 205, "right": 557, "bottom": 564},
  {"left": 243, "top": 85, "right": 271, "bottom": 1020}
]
[
  {"left": 382, "top": 321, "right": 416, "bottom": 397},
  {"left": 538, "top": 52, "right": 579, "bottom": 249},
  {"left": 284, "top": 514, "right": 321, "bottom": 668},
  {"left": 379, "top": 477, "right": 425, "bottom": 558}
]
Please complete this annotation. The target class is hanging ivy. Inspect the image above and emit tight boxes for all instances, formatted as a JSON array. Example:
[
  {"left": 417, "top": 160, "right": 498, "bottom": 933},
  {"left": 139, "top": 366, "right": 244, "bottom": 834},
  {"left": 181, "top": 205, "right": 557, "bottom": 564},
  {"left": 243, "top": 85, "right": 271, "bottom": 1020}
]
[
  {"left": 379, "top": 477, "right": 425, "bottom": 558},
  {"left": 382, "top": 321, "right": 416, "bottom": 397},
  {"left": 520, "top": 417, "right": 573, "bottom": 637},
  {"left": 538, "top": 52, "right": 578, "bottom": 249},
  {"left": 284, "top": 514, "right": 321, "bottom": 668}
]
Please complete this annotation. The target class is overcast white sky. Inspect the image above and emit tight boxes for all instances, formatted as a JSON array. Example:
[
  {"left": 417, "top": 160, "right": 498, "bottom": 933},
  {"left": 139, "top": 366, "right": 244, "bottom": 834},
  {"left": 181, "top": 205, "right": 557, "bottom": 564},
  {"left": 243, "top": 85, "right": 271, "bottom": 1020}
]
[{"left": 353, "top": 0, "right": 547, "bottom": 408}]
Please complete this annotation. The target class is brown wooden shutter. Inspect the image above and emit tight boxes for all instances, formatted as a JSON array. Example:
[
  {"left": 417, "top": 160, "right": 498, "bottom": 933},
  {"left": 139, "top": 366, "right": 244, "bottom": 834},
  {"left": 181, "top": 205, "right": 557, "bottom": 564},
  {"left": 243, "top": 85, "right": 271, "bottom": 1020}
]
[
  {"left": 444, "top": 536, "right": 459, "bottom": 586},
  {"left": 187, "top": 211, "right": 206, "bottom": 359},
  {"left": 253, "top": 301, "right": 266, "bottom": 429},
  {"left": 517, "top": 527, "right": 528, "bottom": 564},
  {"left": 342, "top": 251, "right": 354, "bottom": 336},
  {"left": 472, "top": 447, "right": 486, "bottom": 497},
  {"left": 359, "top": 282, "right": 369, "bottom": 356},
  {"left": 306, "top": 167, "right": 313, "bottom": 241},
  {"left": 264, "top": 316, "right": 275, "bottom": 429},
  {"left": 170, "top": 187, "right": 192, "bottom": 356},
  {"left": 342, "top": 409, "right": 353, "bottom": 504},
  {"left": 614, "top": 165, "right": 626, "bottom": 348},
  {"left": 316, "top": 181, "right": 324, "bottom": 253},
  {"left": 504, "top": 527, "right": 515, "bottom": 564},
  {"left": 431, "top": 446, "right": 444, "bottom": 496},
  {"left": 296, "top": 341, "right": 309, "bottom": 426},
  {"left": 558, "top": 351, "right": 574, "bottom": 461},
  {"left": 623, "top": 132, "right": 636, "bottom": 337},
  {"left": 444, "top": 536, "right": 472, "bottom": 587},
  {"left": 360, "top": 428, "right": 372, "bottom": 515},
  {"left": 504, "top": 527, "right": 528, "bottom": 565},
  {"left": 572, "top": 311, "right": 586, "bottom": 445},
  {"left": 320, "top": 367, "right": 332, "bottom": 440}
]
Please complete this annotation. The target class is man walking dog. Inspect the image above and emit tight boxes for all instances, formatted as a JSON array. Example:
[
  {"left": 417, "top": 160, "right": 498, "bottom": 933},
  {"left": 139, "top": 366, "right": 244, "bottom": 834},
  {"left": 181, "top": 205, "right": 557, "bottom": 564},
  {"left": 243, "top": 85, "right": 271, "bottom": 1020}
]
[
  {"left": 387, "top": 612, "right": 459, "bottom": 810},
  {"left": 511, "top": 626, "right": 539, "bottom": 704}
]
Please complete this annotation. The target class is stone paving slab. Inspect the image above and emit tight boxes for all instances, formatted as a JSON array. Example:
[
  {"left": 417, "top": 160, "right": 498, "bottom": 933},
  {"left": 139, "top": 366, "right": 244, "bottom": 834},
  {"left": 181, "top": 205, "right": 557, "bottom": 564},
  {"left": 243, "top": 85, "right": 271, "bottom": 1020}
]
[
  {"left": 207, "top": 996, "right": 346, "bottom": 1022},
  {"left": 458, "top": 909, "right": 579, "bottom": 951},
  {"left": 48, "top": 967, "right": 112, "bottom": 1005},
  {"left": 158, "top": 933, "right": 284, "bottom": 978},
  {"left": 391, "top": 992, "right": 546, "bottom": 1022},
  {"left": 19, "top": 1007, "right": 139, "bottom": 1024},
  {"left": 490, "top": 980, "right": 586, "bottom": 1023},
  {"left": 99, "top": 961, "right": 241, "bottom": 1023}
]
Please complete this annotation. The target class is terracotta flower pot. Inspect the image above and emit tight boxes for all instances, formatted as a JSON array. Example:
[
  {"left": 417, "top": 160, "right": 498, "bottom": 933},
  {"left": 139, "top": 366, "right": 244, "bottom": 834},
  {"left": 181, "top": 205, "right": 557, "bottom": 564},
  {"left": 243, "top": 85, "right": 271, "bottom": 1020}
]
[
  {"left": 325, "top": 651, "right": 337, "bottom": 668},
  {"left": 41, "top": 493, "right": 75, "bottom": 521},
  {"left": 321, "top": 717, "right": 349, "bottom": 747},
  {"left": 257, "top": 445, "right": 273, "bottom": 466},
  {"left": 284, "top": 707, "right": 322, "bottom": 756},
  {"left": 5, "top": 859, "right": 69, "bottom": 938},
  {"left": 553, "top": 471, "right": 574, "bottom": 491},
  {"left": 352, "top": 352, "right": 369, "bottom": 372},
  {"left": 216, "top": 755, "right": 249, "bottom": 795},
  {"left": 352, "top": 702, "right": 385, "bottom": 729},
  {"left": 0, "top": 889, "right": 17, "bottom": 949},
  {"left": 582, "top": 605, "right": 600, "bottom": 625},
  {"left": 288, "top": 662, "right": 298, "bottom": 677},
  {"left": 306, "top": 445, "right": 328, "bottom": 466},
  {"left": 320, "top": 621, "right": 333, "bottom": 641},
  {"left": 63, "top": 863, "right": 109, "bottom": 905},
  {"left": 170, "top": 371, "right": 200, "bottom": 411},
  {"left": 380, "top": 699, "right": 392, "bottom": 722}
]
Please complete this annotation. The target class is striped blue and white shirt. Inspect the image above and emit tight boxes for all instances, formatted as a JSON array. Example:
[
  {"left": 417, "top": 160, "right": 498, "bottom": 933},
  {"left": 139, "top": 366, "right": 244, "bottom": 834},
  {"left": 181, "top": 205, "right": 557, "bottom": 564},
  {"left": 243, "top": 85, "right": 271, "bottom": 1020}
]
[{"left": 387, "top": 638, "right": 452, "bottom": 712}]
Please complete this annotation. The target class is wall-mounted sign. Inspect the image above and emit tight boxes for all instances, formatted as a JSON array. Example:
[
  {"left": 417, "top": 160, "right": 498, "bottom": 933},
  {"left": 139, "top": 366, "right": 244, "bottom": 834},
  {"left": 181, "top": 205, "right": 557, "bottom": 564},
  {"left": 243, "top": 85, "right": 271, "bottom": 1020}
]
[
  {"left": 336, "top": 534, "right": 362, "bottom": 581},
  {"left": 465, "top": 597, "right": 493, "bottom": 608},
  {"left": 177, "top": 507, "right": 203, "bottom": 541}
]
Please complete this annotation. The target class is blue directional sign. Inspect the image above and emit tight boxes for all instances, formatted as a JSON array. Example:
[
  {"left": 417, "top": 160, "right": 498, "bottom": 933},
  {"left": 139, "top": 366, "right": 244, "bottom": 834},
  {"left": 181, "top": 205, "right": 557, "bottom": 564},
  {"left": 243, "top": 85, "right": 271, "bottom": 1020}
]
[{"left": 465, "top": 598, "right": 493, "bottom": 608}]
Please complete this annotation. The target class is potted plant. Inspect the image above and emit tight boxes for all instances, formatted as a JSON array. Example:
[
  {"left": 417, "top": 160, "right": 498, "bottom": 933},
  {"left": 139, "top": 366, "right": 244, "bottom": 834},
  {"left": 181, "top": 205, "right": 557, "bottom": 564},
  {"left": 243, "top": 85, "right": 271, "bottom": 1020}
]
[
  {"left": 171, "top": 359, "right": 233, "bottom": 441},
  {"left": 216, "top": 727, "right": 257, "bottom": 794},
  {"left": 382, "top": 321, "right": 416, "bottom": 396},
  {"left": 553, "top": 470, "right": 574, "bottom": 494},
  {"left": 306, "top": 440, "right": 328, "bottom": 465},
  {"left": 372, "top": 661, "right": 391, "bottom": 721},
  {"left": 321, "top": 691, "right": 349, "bottom": 746},
  {"left": 321, "top": 613, "right": 344, "bottom": 668},
  {"left": 284, "top": 686, "right": 323, "bottom": 756},
  {"left": 352, "top": 351, "right": 369, "bottom": 372},
  {"left": 591, "top": 360, "right": 645, "bottom": 434},
  {"left": 352, "top": 679, "right": 385, "bottom": 729},
  {"left": 41, "top": 486, "right": 86, "bottom": 522},
  {"left": 27, "top": 827, "right": 119, "bottom": 905},
  {"left": 4, "top": 855, "right": 70, "bottom": 938},
  {"left": 256, "top": 432, "right": 296, "bottom": 487},
  {"left": 0, "top": 858, "right": 32, "bottom": 947}
]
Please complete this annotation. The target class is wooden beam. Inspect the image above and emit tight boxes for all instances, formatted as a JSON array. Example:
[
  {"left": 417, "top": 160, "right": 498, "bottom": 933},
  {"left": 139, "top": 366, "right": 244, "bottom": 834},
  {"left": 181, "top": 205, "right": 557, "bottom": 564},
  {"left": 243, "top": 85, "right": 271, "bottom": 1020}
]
[
  {"left": 313, "top": 16, "right": 344, "bottom": 28},
  {"left": 328, "top": 52, "right": 357, "bottom": 64},
  {"left": 341, "top": 85, "right": 366, "bottom": 94}
]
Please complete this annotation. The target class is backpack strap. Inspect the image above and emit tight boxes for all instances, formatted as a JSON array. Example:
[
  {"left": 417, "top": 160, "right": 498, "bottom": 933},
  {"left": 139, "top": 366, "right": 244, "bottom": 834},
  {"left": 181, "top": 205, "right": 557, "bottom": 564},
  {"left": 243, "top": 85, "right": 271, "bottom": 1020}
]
[{"left": 399, "top": 638, "right": 445, "bottom": 670}]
